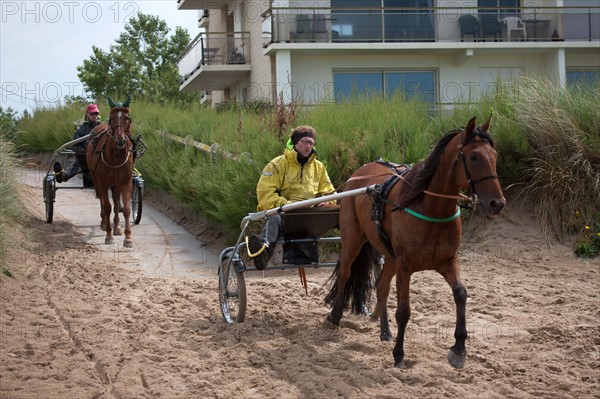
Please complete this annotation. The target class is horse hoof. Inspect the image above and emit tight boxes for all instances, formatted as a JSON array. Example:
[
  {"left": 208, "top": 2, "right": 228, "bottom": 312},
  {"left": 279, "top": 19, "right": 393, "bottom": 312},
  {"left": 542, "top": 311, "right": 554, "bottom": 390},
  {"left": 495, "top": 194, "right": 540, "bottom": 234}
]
[
  {"left": 100, "top": 224, "right": 107, "bottom": 231},
  {"left": 448, "top": 349, "right": 467, "bottom": 369},
  {"left": 123, "top": 239, "right": 133, "bottom": 248},
  {"left": 105, "top": 237, "right": 114, "bottom": 245},
  {"left": 114, "top": 228, "right": 122, "bottom": 236},
  {"left": 368, "top": 311, "right": 379, "bottom": 321},
  {"left": 395, "top": 360, "right": 407, "bottom": 369},
  {"left": 325, "top": 314, "right": 340, "bottom": 327},
  {"left": 380, "top": 332, "right": 393, "bottom": 342}
]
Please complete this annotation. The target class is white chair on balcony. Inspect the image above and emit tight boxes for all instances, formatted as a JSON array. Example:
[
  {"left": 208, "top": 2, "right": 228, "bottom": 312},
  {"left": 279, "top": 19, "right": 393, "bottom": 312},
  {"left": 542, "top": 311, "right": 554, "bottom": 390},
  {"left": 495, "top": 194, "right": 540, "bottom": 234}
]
[{"left": 503, "top": 16, "right": 527, "bottom": 41}]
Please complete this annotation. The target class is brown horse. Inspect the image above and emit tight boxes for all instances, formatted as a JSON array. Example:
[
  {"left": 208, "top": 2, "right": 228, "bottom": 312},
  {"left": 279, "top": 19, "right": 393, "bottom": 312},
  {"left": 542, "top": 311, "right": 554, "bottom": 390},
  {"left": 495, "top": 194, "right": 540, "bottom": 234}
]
[
  {"left": 325, "top": 116, "right": 505, "bottom": 369},
  {"left": 87, "top": 96, "right": 135, "bottom": 248}
]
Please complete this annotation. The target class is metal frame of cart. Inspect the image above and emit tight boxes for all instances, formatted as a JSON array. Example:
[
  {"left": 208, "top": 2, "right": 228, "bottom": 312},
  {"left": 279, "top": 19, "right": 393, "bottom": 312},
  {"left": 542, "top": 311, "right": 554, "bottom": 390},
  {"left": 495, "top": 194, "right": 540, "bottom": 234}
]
[
  {"left": 42, "top": 133, "right": 146, "bottom": 224},
  {"left": 218, "top": 185, "right": 379, "bottom": 324}
]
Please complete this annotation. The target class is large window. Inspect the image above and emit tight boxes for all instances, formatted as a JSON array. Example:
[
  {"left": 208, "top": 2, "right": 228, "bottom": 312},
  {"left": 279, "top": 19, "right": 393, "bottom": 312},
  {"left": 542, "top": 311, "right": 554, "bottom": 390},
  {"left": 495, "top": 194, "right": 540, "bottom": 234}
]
[
  {"left": 567, "top": 69, "right": 600, "bottom": 86},
  {"left": 563, "top": 0, "right": 600, "bottom": 41},
  {"left": 331, "top": 0, "right": 434, "bottom": 42},
  {"left": 478, "top": 0, "right": 520, "bottom": 16},
  {"left": 331, "top": 0, "right": 381, "bottom": 41},
  {"left": 384, "top": 0, "right": 435, "bottom": 41},
  {"left": 333, "top": 70, "right": 436, "bottom": 102},
  {"left": 477, "top": 0, "right": 519, "bottom": 40}
]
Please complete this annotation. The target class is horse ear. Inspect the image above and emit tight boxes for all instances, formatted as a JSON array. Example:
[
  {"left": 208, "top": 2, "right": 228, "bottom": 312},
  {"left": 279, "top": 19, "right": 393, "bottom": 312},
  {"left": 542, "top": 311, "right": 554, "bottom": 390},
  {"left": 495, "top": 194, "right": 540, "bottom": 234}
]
[
  {"left": 481, "top": 114, "right": 493, "bottom": 133},
  {"left": 465, "top": 116, "right": 477, "bottom": 136},
  {"left": 122, "top": 95, "right": 131, "bottom": 108},
  {"left": 108, "top": 96, "right": 116, "bottom": 108}
]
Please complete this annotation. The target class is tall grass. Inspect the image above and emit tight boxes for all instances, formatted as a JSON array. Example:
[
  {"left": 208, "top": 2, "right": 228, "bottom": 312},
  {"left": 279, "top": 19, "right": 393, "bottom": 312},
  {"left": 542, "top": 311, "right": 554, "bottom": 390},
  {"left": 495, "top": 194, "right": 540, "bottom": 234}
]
[
  {"left": 510, "top": 76, "right": 600, "bottom": 238},
  {"left": 14, "top": 76, "right": 598, "bottom": 242},
  {"left": 0, "top": 136, "right": 24, "bottom": 274},
  {"left": 299, "top": 94, "right": 436, "bottom": 184},
  {"left": 16, "top": 106, "right": 87, "bottom": 152}
]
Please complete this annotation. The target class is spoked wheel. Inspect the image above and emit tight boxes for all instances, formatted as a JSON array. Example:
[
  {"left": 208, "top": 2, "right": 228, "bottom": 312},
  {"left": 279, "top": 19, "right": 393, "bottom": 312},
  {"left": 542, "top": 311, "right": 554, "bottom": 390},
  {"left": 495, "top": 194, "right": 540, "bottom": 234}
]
[
  {"left": 131, "top": 176, "right": 143, "bottom": 224},
  {"left": 43, "top": 175, "right": 55, "bottom": 223},
  {"left": 218, "top": 249, "right": 247, "bottom": 324}
]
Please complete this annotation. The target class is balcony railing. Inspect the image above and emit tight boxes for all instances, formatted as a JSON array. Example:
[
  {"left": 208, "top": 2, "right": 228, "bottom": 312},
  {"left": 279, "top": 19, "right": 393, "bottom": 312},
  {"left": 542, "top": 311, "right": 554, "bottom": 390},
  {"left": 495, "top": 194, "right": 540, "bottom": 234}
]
[
  {"left": 178, "top": 32, "right": 251, "bottom": 82},
  {"left": 262, "top": 6, "right": 600, "bottom": 45}
]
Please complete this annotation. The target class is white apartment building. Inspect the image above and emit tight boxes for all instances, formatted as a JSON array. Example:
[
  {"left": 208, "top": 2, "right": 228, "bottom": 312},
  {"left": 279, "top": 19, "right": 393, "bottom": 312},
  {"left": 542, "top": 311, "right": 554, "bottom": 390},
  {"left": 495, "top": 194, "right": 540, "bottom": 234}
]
[{"left": 177, "top": 0, "right": 600, "bottom": 108}]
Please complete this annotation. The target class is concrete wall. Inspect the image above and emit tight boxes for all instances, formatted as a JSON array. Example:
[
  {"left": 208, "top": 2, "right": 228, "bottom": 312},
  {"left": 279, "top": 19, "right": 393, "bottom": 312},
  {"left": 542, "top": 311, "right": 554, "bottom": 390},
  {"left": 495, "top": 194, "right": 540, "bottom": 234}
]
[{"left": 288, "top": 51, "right": 563, "bottom": 104}]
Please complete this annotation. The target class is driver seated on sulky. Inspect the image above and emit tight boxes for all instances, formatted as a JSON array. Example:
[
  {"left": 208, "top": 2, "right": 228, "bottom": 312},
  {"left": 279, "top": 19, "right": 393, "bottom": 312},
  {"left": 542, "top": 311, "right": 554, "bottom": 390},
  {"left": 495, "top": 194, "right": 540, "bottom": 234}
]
[
  {"left": 54, "top": 103, "right": 101, "bottom": 183},
  {"left": 247, "top": 125, "right": 336, "bottom": 270}
]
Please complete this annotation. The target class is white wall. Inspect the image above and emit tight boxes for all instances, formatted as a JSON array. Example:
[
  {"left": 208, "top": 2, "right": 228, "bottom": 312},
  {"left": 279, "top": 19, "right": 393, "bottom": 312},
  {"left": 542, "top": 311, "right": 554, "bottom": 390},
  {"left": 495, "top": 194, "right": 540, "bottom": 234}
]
[{"left": 288, "top": 51, "right": 562, "bottom": 104}]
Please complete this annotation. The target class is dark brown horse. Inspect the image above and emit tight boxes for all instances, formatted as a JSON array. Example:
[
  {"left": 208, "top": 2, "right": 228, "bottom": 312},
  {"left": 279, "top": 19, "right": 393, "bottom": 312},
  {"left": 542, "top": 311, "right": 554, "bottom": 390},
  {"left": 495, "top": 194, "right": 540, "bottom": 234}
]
[
  {"left": 325, "top": 116, "right": 505, "bottom": 369},
  {"left": 87, "top": 96, "right": 134, "bottom": 248}
]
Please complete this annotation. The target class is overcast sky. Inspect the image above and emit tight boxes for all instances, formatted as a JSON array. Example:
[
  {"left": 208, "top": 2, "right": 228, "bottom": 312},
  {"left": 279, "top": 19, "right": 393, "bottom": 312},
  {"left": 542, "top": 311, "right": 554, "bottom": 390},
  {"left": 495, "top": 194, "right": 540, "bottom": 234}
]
[{"left": 0, "top": 1, "right": 201, "bottom": 115}]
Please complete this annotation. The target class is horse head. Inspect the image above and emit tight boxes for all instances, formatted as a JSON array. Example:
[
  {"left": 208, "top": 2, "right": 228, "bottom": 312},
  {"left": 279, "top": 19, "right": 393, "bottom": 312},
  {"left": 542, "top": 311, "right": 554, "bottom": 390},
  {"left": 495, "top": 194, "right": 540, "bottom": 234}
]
[
  {"left": 107, "top": 96, "right": 132, "bottom": 149},
  {"left": 455, "top": 115, "right": 506, "bottom": 218}
]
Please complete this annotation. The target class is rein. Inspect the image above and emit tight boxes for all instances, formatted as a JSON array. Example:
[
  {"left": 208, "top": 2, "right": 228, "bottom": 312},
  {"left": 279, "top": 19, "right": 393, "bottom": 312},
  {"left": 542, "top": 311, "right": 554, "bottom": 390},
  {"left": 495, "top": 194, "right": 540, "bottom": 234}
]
[
  {"left": 90, "top": 125, "right": 133, "bottom": 170},
  {"left": 98, "top": 108, "right": 133, "bottom": 168},
  {"left": 100, "top": 148, "right": 132, "bottom": 168},
  {"left": 345, "top": 166, "right": 472, "bottom": 203},
  {"left": 355, "top": 133, "right": 498, "bottom": 226}
]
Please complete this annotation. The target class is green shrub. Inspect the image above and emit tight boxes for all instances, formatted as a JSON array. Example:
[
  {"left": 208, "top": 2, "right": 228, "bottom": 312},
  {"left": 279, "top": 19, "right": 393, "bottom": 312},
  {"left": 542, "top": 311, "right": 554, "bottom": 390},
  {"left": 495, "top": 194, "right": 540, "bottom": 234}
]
[
  {"left": 14, "top": 76, "right": 598, "bottom": 245},
  {"left": 574, "top": 221, "right": 600, "bottom": 259},
  {"left": 511, "top": 76, "right": 600, "bottom": 239},
  {"left": 0, "top": 136, "right": 23, "bottom": 276}
]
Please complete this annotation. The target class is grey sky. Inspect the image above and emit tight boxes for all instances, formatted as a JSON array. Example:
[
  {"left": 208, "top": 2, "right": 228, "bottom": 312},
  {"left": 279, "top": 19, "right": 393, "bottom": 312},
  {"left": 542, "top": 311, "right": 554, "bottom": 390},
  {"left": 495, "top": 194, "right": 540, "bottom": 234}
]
[{"left": 0, "top": 0, "right": 201, "bottom": 115}]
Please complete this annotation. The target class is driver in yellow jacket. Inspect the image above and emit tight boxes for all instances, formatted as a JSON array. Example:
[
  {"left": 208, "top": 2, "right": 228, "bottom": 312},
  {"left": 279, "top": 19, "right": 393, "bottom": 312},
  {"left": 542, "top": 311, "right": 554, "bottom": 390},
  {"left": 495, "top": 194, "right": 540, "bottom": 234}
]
[{"left": 248, "top": 125, "right": 335, "bottom": 269}]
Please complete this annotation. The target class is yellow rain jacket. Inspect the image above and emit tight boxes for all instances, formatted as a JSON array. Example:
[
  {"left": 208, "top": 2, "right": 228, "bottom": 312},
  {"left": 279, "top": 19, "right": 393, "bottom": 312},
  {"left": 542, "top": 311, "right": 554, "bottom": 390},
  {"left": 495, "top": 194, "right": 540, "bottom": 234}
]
[{"left": 256, "top": 148, "right": 335, "bottom": 211}]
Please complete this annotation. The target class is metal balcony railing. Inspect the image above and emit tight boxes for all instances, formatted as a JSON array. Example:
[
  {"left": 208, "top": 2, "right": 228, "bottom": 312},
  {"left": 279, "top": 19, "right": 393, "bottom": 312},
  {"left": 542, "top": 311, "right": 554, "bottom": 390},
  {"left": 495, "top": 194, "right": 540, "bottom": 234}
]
[
  {"left": 178, "top": 32, "right": 251, "bottom": 82},
  {"left": 262, "top": 6, "right": 599, "bottom": 45}
]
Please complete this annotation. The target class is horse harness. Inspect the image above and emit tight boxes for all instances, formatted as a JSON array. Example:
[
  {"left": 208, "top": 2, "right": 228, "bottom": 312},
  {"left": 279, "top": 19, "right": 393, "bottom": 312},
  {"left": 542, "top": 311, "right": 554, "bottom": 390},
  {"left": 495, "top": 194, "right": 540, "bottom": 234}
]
[
  {"left": 89, "top": 122, "right": 134, "bottom": 170},
  {"left": 364, "top": 131, "right": 498, "bottom": 259},
  {"left": 364, "top": 160, "right": 410, "bottom": 258}
]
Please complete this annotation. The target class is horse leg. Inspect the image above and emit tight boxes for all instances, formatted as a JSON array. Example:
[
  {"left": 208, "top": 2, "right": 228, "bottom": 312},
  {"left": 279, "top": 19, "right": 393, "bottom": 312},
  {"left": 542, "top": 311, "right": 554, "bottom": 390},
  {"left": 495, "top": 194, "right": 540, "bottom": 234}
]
[
  {"left": 99, "top": 197, "right": 107, "bottom": 232},
  {"left": 441, "top": 262, "right": 468, "bottom": 369},
  {"left": 392, "top": 270, "right": 411, "bottom": 369},
  {"left": 101, "top": 189, "right": 114, "bottom": 245},
  {"left": 98, "top": 187, "right": 108, "bottom": 232},
  {"left": 372, "top": 257, "right": 396, "bottom": 341},
  {"left": 111, "top": 187, "right": 122, "bottom": 236},
  {"left": 121, "top": 182, "right": 133, "bottom": 248}
]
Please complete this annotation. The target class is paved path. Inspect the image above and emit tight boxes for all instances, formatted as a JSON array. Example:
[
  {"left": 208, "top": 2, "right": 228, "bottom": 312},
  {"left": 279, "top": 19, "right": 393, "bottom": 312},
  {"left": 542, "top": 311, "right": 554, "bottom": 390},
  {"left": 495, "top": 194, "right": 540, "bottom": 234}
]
[{"left": 23, "top": 169, "right": 219, "bottom": 279}]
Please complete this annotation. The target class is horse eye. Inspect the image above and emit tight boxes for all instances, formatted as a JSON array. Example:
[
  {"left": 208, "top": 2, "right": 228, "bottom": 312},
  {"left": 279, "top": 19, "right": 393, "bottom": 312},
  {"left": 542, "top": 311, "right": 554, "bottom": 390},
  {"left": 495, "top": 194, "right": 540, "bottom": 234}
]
[{"left": 469, "top": 154, "right": 478, "bottom": 162}]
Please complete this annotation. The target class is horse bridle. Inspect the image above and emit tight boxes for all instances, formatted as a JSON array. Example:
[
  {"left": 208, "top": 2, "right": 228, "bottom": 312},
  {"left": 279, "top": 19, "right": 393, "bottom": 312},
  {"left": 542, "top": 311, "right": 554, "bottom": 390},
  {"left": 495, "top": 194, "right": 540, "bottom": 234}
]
[
  {"left": 94, "top": 108, "right": 133, "bottom": 169},
  {"left": 107, "top": 108, "right": 132, "bottom": 149},
  {"left": 457, "top": 133, "right": 499, "bottom": 198}
]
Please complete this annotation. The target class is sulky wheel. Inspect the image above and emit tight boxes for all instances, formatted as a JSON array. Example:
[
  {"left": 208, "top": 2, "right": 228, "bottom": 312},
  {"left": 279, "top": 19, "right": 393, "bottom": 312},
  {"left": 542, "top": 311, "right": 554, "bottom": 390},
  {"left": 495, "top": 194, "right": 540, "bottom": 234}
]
[
  {"left": 218, "top": 249, "right": 247, "bottom": 324},
  {"left": 43, "top": 175, "right": 55, "bottom": 223},
  {"left": 131, "top": 176, "right": 143, "bottom": 225}
]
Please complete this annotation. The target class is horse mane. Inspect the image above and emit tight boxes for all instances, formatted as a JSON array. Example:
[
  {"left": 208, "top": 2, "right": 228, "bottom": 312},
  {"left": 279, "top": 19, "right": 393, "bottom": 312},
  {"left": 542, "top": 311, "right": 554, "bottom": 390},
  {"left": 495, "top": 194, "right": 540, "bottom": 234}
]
[{"left": 396, "top": 128, "right": 463, "bottom": 208}]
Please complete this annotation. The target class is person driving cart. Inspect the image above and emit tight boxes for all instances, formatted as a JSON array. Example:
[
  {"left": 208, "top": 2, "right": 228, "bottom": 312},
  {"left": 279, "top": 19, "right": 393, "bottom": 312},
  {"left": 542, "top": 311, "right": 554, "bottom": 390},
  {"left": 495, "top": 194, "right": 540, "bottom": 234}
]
[
  {"left": 54, "top": 103, "right": 101, "bottom": 183},
  {"left": 247, "top": 125, "right": 336, "bottom": 270}
]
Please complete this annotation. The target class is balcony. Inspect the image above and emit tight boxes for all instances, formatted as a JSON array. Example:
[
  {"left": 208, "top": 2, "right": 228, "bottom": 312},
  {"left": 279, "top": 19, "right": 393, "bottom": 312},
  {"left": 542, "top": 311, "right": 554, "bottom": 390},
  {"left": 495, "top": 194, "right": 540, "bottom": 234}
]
[
  {"left": 178, "top": 32, "right": 251, "bottom": 91},
  {"left": 263, "top": 5, "right": 599, "bottom": 45}
]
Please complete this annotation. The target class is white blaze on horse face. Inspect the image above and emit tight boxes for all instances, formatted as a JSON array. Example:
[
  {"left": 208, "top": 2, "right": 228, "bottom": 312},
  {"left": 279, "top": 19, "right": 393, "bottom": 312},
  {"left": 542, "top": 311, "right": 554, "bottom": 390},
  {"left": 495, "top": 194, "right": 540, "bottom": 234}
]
[{"left": 118, "top": 111, "right": 122, "bottom": 118}]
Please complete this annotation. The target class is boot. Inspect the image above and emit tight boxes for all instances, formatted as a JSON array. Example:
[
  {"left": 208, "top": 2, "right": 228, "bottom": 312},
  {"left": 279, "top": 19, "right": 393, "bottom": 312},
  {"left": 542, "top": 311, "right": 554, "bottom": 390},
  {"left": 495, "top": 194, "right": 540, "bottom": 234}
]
[
  {"left": 53, "top": 162, "right": 67, "bottom": 183},
  {"left": 247, "top": 234, "right": 271, "bottom": 270}
]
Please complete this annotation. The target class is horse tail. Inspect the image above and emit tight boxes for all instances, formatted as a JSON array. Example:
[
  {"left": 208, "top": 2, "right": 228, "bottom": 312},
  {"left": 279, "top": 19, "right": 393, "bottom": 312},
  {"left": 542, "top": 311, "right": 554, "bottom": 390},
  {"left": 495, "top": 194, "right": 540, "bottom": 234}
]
[{"left": 324, "top": 242, "right": 378, "bottom": 314}]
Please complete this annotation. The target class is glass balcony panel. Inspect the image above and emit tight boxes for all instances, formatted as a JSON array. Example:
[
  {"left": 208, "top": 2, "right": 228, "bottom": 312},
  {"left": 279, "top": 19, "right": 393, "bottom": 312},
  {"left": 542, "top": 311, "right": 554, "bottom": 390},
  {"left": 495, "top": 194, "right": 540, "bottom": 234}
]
[{"left": 265, "top": 5, "right": 598, "bottom": 44}]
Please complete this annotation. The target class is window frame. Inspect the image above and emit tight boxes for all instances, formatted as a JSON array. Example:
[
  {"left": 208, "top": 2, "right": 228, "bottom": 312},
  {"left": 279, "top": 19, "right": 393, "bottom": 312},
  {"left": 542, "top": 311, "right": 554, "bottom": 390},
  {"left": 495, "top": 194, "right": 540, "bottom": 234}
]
[{"left": 333, "top": 68, "right": 437, "bottom": 103}]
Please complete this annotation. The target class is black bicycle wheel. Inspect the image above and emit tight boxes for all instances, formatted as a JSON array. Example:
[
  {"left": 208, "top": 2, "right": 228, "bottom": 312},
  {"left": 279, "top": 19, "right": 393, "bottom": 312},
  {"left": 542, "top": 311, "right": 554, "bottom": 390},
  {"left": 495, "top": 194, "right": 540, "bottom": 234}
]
[
  {"left": 43, "top": 176, "right": 55, "bottom": 223},
  {"left": 218, "top": 249, "right": 247, "bottom": 324},
  {"left": 131, "top": 179, "right": 143, "bottom": 224}
]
